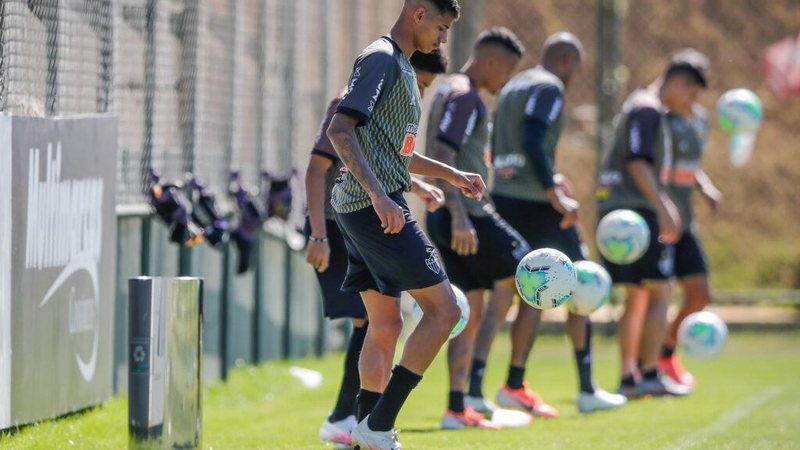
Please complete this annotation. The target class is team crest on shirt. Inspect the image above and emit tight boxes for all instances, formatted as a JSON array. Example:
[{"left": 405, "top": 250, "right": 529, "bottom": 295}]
[
  {"left": 400, "top": 123, "right": 418, "bottom": 156},
  {"left": 425, "top": 246, "right": 442, "bottom": 274}
]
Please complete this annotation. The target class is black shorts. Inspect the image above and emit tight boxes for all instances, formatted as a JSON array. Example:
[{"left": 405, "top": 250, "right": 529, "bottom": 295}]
[
  {"left": 334, "top": 191, "right": 448, "bottom": 298},
  {"left": 304, "top": 217, "right": 367, "bottom": 319},
  {"left": 674, "top": 228, "right": 708, "bottom": 278},
  {"left": 426, "top": 208, "right": 531, "bottom": 292},
  {"left": 492, "top": 195, "right": 586, "bottom": 261},
  {"left": 599, "top": 208, "right": 674, "bottom": 285}
]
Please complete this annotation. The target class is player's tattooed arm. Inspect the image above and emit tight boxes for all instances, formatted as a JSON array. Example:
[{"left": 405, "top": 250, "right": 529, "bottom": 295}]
[
  {"left": 428, "top": 140, "right": 478, "bottom": 255},
  {"left": 327, "top": 112, "right": 406, "bottom": 234}
]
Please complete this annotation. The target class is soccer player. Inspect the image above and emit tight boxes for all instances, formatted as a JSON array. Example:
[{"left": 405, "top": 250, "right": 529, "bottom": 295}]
[
  {"left": 468, "top": 32, "right": 627, "bottom": 415},
  {"left": 306, "top": 50, "right": 448, "bottom": 448},
  {"left": 424, "top": 27, "right": 528, "bottom": 429},
  {"left": 596, "top": 53, "right": 709, "bottom": 398},
  {"left": 658, "top": 49, "right": 720, "bottom": 388},
  {"left": 326, "top": 1, "right": 487, "bottom": 448}
]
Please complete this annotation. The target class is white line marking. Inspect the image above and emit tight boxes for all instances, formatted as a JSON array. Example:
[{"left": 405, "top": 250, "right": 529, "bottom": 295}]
[{"left": 664, "top": 385, "right": 784, "bottom": 450}]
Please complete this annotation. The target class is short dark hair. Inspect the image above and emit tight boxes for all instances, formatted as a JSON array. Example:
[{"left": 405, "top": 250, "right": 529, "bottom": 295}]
[
  {"left": 410, "top": 49, "right": 448, "bottom": 74},
  {"left": 474, "top": 27, "right": 525, "bottom": 58},
  {"left": 427, "top": 0, "right": 460, "bottom": 18},
  {"left": 665, "top": 48, "right": 709, "bottom": 88}
]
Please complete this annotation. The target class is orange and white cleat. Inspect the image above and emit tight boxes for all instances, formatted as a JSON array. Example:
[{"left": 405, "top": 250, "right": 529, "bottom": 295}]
[
  {"left": 496, "top": 383, "right": 560, "bottom": 418},
  {"left": 441, "top": 407, "right": 502, "bottom": 430},
  {"left": 659, "top": 355, "right": 696, "bottom": 387}
]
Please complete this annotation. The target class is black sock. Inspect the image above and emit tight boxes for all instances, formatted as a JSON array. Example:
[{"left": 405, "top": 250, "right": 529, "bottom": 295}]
[
  {"left": 574, "top": 322, "right": 595, "bottom": 394},
  {"left": 448, "top": 390, "right": 465, "bottom": 413},
  {"left": 642, "top": 367, "right": 659, "bottom": 380},
  {"left": 356, "top": 389, "right": 382, "bottom": 422},
  {"left": 367, "top": 365, "right": 422, "bottom": 432},
  {"left": 329, "top": 324, "right": 368, "bottom": 422},
  {"left": 637, "top": 358, "right": 644, "bottom": 371},
  {"left": 661, "top": 344, "right": 675, "bottom": 358},
  {"left": 620, "top": 374, "right": 636, "bottom": 387},
  {"left": 468, "top": 359, "right": 486, "bottom": 398},
  {"left": 506, "top": 365, "right": 525, "bottom": 390}
]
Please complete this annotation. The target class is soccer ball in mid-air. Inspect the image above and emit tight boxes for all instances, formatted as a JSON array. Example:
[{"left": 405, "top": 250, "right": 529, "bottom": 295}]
[
  {"left": 515, "top": 248, "right": 577, "bottom": 310},
  {"left": 412, "top": 285, "right": 470, "bottom": 339},
  {"left": 716, "top": 88, "right": 763, "bottom": 134},
  {"left": 568, "top": 260, "right": 612, "bottom": 316},
  {"left": 678, "top": 311, "right": 728, "bottom": 359},
  {"left": 596, "top": 209, "right": 650, "bottom": 265},
  {"left": 716, "top": 88, "right": 763, "bottom": 166}
]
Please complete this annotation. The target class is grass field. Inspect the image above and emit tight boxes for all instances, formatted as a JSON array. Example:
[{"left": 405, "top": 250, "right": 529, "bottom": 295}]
[{"left": 2, "top": 331, "right": 799, "bottom": 449}]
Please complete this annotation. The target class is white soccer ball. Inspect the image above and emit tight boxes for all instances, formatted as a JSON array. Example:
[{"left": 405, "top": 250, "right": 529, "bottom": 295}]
[
  {"left": 678, "top": 311, "right": 728, "bottom": 359},
  {"left": 716, "top": 88, "right": 763, "bottom": 134},
  {"left": 412, "top": 285, "right": 470, "bottom": 339},
  {"left": 515, "top": 248, "right": 577, "bottom": 310},
  {"left": 568, "top": 260, "right": 612, "bottom": 316},
  {"left": 596, "top": 209, "right": 650, "bottom": 265}
]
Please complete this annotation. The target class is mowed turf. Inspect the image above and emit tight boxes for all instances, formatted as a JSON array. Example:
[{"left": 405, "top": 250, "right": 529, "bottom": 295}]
[{"left": 2, "top": 331, "right": 799, "bottom": 449}]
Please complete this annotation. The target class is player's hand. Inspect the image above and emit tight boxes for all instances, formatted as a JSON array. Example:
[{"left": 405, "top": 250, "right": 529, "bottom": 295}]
[
  {"left": 657, "top": 194, "right": 683, "bottom": 244},
  {"left": 448, "top": 170, "right": 485, "bottom": 201},
  {"left": 546, "top": 187, "right": 579, "bottom": 229},
  {"left": 451, "top": 218, "right": 479, "bottom": 256},
  {"left": 554, "top": 173, "right": 576, "bottom": 198},
  {"left": 305, "top": 240, "right": 330, "bottom": 272},
  {"left": 702, "top": 185, "right": 722, "bottom": 215},
  {"left": 372, "top": 193, "right": 405, "bottom": 234},
  {"left": 411, "top": 178, "right": 446, "bottom": 212}
]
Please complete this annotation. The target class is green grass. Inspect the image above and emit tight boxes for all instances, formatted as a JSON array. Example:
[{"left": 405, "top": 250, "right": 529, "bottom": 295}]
[{"left": 2, "top": 332, "right": 800, "bottom": 449}]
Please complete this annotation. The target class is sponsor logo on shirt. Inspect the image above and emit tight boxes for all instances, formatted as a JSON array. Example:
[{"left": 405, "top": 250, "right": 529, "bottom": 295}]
[
  {"left": 548, "top": 98, "right": 563, "bottom": 122},
  {"left": 630, "top": 122, "right": 642, "bottom": 154},
  {"left": 400, "top": 123, "right": 418, "bottom": 156},
  {"left": 464, "top": 109, "right": 478, "bottom": 144},
  {"left": 369, "top": 76, "right": 385, "bottom": 112},
  {"left": 494, "top": 154, "right": 526, "bottom": 179}
]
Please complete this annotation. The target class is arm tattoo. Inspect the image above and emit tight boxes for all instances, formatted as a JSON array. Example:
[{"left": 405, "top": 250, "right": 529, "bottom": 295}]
[{"left": 330, "top": 124, "right": 385, "bottom": 198}]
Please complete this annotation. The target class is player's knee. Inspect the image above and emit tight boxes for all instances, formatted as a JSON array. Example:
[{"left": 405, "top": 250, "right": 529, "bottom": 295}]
[
  {"left": 370, "top": 317, "right": 404, "bottom": 346},
  {"left": 428, "top": 294, "right": 461, "bottom": 331}
]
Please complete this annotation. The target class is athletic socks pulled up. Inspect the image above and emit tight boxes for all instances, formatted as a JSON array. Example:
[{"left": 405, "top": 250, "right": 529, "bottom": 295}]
[
  {"left": 329, "top": 324, "right": 368, "bottom": 422},
  {"left": 468, "top": 359, "right": 487, "bottom": 398},
  {"left": 661, "top": 344, "right": 676, "bottom": 359},
  {"left": 356, "top": 389, "right": 382, "bottom": 422},
  {"left": 506, "top": 365, "right": 526, "bottom": 390},
  {"left": 448, "top": 390, "right": 465, "bottom": 413},
  {"left": 367, "top": 365, "right": 423, "bottom": 432},
  {"left": 574, "top": 320, "right": 595, "bottom": 394}
]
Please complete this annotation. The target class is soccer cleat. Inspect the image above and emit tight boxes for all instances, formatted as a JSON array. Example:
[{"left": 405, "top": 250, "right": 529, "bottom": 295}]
[
  {"left": 442, "top": 407, "right": 502, "bottom": 430},
  {"left": 577, "top": 388, "right": 628, "bottom": 413},
  {"left": 351, "top": 416, "right": 402, "bottom": 450},
  {"left": 617, "top": 383, "right": 640, "bottom": 399},
  {"left": 638, "top": 374, "right": 693, "bottom": 397},
  {"left": 496, "top": 383, "right": 560, "bottom": 418},
  {"left": 464, "top": 395, "right": 498, "bottom": 416},
  {"left": 320, "top": 415, "right": 356, "bottom": 449},
  {"left": 659, "top": 355, "right": 696, "bottom": 387}
]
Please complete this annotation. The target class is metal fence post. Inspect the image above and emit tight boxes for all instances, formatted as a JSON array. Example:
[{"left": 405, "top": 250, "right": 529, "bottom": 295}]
[
  {"left": 596, "top": 0, "right": 622, "bottom": 165},
  {"left": 129, "top": 277, "right": 203, "bottom": 450}
]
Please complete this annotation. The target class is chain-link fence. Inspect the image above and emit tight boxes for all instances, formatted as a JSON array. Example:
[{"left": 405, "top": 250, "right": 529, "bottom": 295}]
[{"left": 0, "top": 0, "right": 400, "bottom": 211}]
